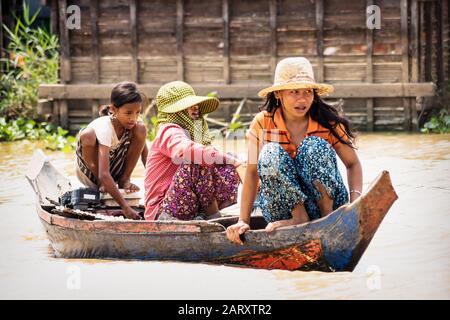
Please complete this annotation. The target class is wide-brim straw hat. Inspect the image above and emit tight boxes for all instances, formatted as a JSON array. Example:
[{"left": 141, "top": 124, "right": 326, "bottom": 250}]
[
  {"left": 258, "top": 57, "right": 334, "bottom": 98},
  {"left": 156, "top": 81, "right": 219, "bottom": 114}
]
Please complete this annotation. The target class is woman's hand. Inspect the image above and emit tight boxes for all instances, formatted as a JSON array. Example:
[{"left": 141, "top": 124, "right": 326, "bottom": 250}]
[{"left": 226, "top": 221, "right": 250, "bottom": 245}]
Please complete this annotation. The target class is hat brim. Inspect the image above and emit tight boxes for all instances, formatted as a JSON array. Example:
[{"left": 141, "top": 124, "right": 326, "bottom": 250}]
[
  {"left": 159, "top": 95, "right": 219, "bottom": 114},
  {"left": 258, "top": 82, "right": 334, "bottom": 98}
]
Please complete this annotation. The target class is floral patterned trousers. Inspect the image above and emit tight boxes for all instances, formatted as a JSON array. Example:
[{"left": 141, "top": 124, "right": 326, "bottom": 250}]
[
  {"left": 157, "top": 163, "right": 239, "bottom": 220},
  {"left": 256, "top": 136, "right": 349, "bottom": 222}
]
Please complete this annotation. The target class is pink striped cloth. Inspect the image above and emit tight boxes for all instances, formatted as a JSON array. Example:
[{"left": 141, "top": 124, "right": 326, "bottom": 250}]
[{"left": 144, "top": 123, "right": 237, "bottom": 220}]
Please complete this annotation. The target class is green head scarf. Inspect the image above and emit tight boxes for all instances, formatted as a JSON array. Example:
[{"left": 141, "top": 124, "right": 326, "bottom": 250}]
[
  {"left": 156, "top": 109, "right": 213, "bottom": 145},
  {"left": 155, "top": 81, "right": 219, "bottom": 145}
]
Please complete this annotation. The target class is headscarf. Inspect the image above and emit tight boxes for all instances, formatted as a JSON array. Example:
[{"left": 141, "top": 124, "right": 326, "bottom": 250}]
[{"left": 156, "top": 109, "right": 212, "bottom": 145}]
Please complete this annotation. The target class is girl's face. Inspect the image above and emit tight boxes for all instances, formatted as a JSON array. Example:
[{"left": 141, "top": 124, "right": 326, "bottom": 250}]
[
  {"left": 187, "top": 105, "right": 200, "bottom": 120},
  {"left": 111, "top": 102, "right": 142, "bottom": 130},
  {"left": 276, "top": 88, "right": 314, "bottom": 119}
]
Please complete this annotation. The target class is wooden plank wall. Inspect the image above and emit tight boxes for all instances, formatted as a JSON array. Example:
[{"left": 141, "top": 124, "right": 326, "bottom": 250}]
[
  {"left": 0, "top": 2, "right": 3, "bottom": 73},
  {"left": 184, "top": 0, "right": 223, "bottom": 83},
  {"left": 52, "top": 0, "right": 446, "bottom": 132},
  {"left": 417, "top": 0, "right": 449, "bottom": 128}
]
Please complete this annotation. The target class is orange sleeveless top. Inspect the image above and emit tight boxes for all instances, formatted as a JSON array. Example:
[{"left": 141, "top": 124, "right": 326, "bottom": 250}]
[{"left": 247, "top": 108, "right": 349, "bottom": 158}]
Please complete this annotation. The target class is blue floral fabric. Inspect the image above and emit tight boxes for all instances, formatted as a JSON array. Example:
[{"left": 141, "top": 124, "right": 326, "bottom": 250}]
[{"left": 255, "top": 136, "right": 349, "bottom": 222}]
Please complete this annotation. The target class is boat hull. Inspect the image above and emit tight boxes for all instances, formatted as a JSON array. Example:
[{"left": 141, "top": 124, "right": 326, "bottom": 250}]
[{"left": 36, "top": 170, "right": 398, "bottom": 271}]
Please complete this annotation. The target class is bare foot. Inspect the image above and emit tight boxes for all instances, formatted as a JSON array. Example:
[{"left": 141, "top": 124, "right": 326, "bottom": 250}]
[
  {"left": 313, "top": 180, "right": 333, "bottom": 217},
  {"left": 265, "top": 221, "right": 278, "bottom": 232},
  {"left": 119, "top": 180, "right": 140, "bottom": 193},
  {"left": 204, "top": 199, "right": 219, "bottom": 216}
]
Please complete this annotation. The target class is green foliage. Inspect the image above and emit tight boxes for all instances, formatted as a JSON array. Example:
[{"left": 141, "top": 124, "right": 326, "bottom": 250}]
[
  {"left": 228, "top": 113, "right": 245, "bottom": 132},
  {"left": 0, "top": 117, "right": 76, "bottom": 152},
  {"left": 146, "top": 116, "right": 159, "bottom": 141},
  {"left": 0, "top": 1, "right": 59, "bottom": 118},
  {"left": 228, "top": 114, "right": 244, "bottom": 132},
  {"left": 421, "top": 109, "right": 450, "bottom": 134},
  {"left": 229, "top": 122, "right": 244, "bottom": 131}
]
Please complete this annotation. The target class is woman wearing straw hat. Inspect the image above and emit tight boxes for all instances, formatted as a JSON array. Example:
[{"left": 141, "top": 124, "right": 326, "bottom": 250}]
[
  {"left": 144, "top": 81, "right": 242, "bottom": 221},
  {"left": 226, "top": 57, "right": 363, "bottom": 244}
]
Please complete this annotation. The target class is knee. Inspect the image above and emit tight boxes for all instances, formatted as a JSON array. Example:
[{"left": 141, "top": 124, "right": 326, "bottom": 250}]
[
  {"left": 298, "top": 136, "right": 335, "bottom": 163},
  {"left": 79, "top": 128, "right": 96, "bottom": 147},
  {"left": 178, "top": 163, "right": 202, "bottom": 174},
  {"left": 132, "top": 122, "right": 147, "bottom": 141},
  {"left": 258, "top": 143, "right": 286, "bottom": 166},
  {"left": 258, "top": 143, "right": 291, "bottom": 176}
]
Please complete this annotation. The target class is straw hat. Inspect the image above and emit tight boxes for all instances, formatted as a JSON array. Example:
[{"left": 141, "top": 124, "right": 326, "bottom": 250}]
[
  {"left": 258, "top": 57, "right": 334, "bottom": 98},
  {"left": 156, "top": 81, "right": 219, "bottom": 114}
]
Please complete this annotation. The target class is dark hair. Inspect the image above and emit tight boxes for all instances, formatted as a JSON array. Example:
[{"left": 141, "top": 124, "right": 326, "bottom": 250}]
[
  {"left": 99, "top": 81, "right": 143, "bottom": 116},
  {"left": 260, "top": 91, "right": 356, "bottom": 148}
]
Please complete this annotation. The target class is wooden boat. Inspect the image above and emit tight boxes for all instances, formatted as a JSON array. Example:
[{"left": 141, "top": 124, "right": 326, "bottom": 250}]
[{"left": 26, "top": 150, "right": 398, "bottom": 272}]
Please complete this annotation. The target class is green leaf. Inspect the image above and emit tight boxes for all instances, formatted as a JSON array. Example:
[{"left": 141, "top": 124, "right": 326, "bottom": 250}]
[
  {"left": 62, "top": 144, "right": 72, "bottom": 153},
  {"left": 444, "top": 115, "right": 450, "bottom": 127},
  {"left": 29, "top": 7, "right": 41, "bottom": 26},
  {"left": 424, "top": 121, "right": 438, "bottom": 129},
  {"left": 57, "top": 127, "right": 68, "bottom": 136},
  {"left": 22, "top": 2, "right": 30, "bottom": 25},
  {"left": 229, "top": 122, "right": 244, "bottom": 131},
  {"left": 207, "top": 91, "right": 218, "bottom": 98}
]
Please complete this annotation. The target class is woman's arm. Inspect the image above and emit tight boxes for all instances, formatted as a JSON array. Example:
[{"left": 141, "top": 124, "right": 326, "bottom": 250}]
[
  {"left": 239, "top": 163, "right": 259, "bottom": 224},
  {"left": 226, "top": 141, "right": 260, "bottom": 245},
  {"left": 225, "top": 163, "right": 258, "bottom": 245},
  {"left": 98, "top": 144, "right": 140, "bottom": 219},
  {"left": 336, "top": 144, "right": 363, "bottom": 202},
  {"left": 162, "top": 126, "right": 240, "bottom": 166}
]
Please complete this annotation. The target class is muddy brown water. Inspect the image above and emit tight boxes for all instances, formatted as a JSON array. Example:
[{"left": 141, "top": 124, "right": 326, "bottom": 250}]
[{"left": 0, "top": 133, "right": 449, "bottom": 299}]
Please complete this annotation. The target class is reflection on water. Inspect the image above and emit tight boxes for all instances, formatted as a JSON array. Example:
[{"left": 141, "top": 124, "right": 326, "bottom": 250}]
[{"left": 0, "top": 134, "right": 449, "bottom": 299}]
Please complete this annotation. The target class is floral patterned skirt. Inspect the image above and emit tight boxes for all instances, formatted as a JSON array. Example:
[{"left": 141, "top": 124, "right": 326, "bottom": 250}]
[
  {"left": 157, "top": 163, "right": 239, "bottom": 220},
  {"left": 256, "top": 136, "right": 349, "bottom": 222}
]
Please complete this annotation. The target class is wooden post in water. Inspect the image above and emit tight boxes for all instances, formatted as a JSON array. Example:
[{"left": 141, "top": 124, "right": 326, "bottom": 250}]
[
  {"left": 90, "top": 0, "right": 100, "bottom": 120},
  {"left": 58, "top": 0, "right": 71, "bottom": 128},
  {"left": 366, "top": 0, "right": 374, "bottom": 132},
  {"left": 176, "top": 0, "right": 184, "bottom": 81},
  {"left": 50, "top": 0, "right": 58, "bottom": 36},
  {"left": 448, "top": 0, "right": 450, "bottom": 88},
  {"left": 434, "top": 0, "right": 444, "bottom": 94},
  {"left": 315, "top": 0, "right": 324, "bottom": 82},
  {"left": 424, "top": 1, "right": 432, "bottom": 82},
  {"left": 0, "top": 1, "right": 3, "bottom": 74},
  {"left": 401, "top": 0, "right": 411, "bottom": 131},
  {"left": 52, "top": 100, "right": 60, "bottom": 125},
  {"left": 58, "top": 0, "right": 71, "bottom": 83},
  {"left": 269, "top": 0, "right": 278, "bottom": 77},
  {"left": 410, "top": 0, "right": 419, "bottom": 131},
  {"left": 130, "top": 0, "right": 139, "bottom": 83},
  {"left": 222, "top": 0, "right": 230, "bottom": 84}
]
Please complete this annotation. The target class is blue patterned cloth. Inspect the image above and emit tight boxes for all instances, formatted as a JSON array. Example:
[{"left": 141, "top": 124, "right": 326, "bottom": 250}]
[{"left": 255, "top": 136, "right": 349, "bottom": 222}]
